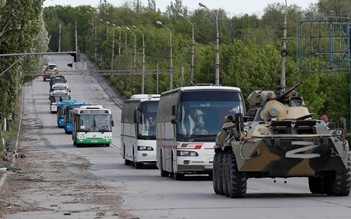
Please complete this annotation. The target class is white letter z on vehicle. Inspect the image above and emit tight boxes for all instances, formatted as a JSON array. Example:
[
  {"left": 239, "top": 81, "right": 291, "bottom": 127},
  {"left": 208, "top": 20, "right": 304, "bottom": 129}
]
[{"left": 285, "top": 141, "right": 320, "bottom": 159}]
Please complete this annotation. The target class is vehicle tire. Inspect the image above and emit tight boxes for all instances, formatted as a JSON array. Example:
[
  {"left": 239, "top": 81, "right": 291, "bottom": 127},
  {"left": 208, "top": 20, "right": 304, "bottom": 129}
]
[
  {"left": 227, "top": 151, "right": 247, "bottom": 198},
  {"left": 73, "top": 140, "right": 76, "bottom": 146},
  {"left": 173, "top": 172, "right": 184, "bottom": 180},
  {"left": 222, "top": 151, "right": 230, "bottom": 197},
  {"left": 135, "top": 162, "right": 143, "bottom": 169},
  {"left": 308, "top": 176, "right": 325, "bottom": 194},
  {"left": 43, "top": 77, "right": 46, "bottom": 81},
  {"left": 324, "top": 156, "right": 351, "bottom": 196},
  {"left": 159, "top": 151, "right": 169, "bottom": 177},
  {"left": 213, "top": 152, "right": 219, "bottom": 194},
  {"left": 213, "top": 151, "right": 224, "bottom": 195},
  {"left": 124, "top": 159, "right": 131, "bottom": 165},
  {"left": 105, "top": 144, "right": 110, "bottom": 147}
]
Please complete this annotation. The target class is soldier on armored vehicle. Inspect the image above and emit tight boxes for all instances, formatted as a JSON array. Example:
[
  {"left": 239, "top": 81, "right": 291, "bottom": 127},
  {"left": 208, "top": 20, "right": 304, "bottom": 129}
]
[{"left": 213, "top": 82, "right": 350, "bottom": 198}]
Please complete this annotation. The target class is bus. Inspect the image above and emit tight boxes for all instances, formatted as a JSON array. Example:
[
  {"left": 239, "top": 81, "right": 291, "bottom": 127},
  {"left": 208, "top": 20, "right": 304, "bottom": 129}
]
[
  {"left": 156, "top": 86, "right": 246, "bottom": 180},
  {"left": 57, "top": 100, "right": 77, "bottom": 127},
  {"left": 63, "top": 102, "right": 88, "bottom": 134},
  {"left": 71, "top": 105, "right": 114, "bottom": 147},
  {"left": 121, "top": 94, "right": 160, "bottom": 168},
  {"left": 49, "top": 90, "right": 71, "bottom": 113}
]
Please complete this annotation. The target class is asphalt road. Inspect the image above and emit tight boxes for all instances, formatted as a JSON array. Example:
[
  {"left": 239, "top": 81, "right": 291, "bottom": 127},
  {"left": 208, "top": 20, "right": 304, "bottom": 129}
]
[{"left": 8, "top": 55, "right": 351, "bottom": 218}]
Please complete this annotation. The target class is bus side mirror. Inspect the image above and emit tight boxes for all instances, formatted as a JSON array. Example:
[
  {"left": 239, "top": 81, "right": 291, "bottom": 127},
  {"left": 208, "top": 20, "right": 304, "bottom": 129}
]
[
  {"left": 134, "top": 111, "right": 140, "bottom": 123},
  {"left": 172, "top": 105, "right": 177, "bottom": 116},
  {"left": 171, "top": 117, "right": 177, "bottom": 124},
  {"left": 111, "top": 120, "right": 114, "bottom": 127}
]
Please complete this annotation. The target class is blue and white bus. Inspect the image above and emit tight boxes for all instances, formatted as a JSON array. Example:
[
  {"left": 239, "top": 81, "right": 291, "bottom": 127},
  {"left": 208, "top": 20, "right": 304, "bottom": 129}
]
[
  {"left": 57, "top": 100, "right": 77, "bottom": 128},
  {"left": 63, "top": 102, "right": 87, "bottom": 134}
]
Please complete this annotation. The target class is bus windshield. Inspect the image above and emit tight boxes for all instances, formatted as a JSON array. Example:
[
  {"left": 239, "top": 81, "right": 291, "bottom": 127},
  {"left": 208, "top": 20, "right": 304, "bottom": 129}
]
[
  {"left": 78, "top": 114, "right": 112, "bottom": 132},
  {"left": 177, "top": 90, "right": 244, "bottom": 141},
  {"left": 137, "top": 101, "right": 158, "bottom": 139}
]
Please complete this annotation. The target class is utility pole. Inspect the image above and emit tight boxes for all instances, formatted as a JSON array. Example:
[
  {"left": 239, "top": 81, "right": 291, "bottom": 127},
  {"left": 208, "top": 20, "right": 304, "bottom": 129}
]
[
  {"left": 280, "top": 0, "right": 288, "bottom": 91},
  {"left": 58, "top": 22, "right": 61, "bottom": 52}
]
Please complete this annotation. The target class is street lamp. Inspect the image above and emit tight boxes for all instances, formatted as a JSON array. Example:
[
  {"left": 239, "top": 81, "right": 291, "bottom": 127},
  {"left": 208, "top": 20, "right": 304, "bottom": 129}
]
[
  {"left": 117, "top": 26, "right": 128, "bottom": 45},
  {"left": 112, "top": 24, "right": 121, "bottom": 55},
  {"left": 156, "top": 20, "right": 173, "bottom": 90},
  {"left": 126, "top": 27, "right": 137, "bottom": 70},
  {"left": 133, "top": 25, "right": 145, "bottom": 94},
  {"left": 178, "top": 12, "right": 195, "bottom": 85},
  {"left": 280, "top": 0, "right": 288, "bottom": 92},
  {"left": 126, "top": 27, "right": 137, "bottom": 95},
  {"left": 199, "top": 2, "right": 220, "bottom": 85}
]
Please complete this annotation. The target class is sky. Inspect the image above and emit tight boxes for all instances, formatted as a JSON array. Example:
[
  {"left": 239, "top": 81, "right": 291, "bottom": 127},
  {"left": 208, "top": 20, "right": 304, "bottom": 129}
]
[{"left": 43, "top": 0, "right": 319, "bottom": 17}]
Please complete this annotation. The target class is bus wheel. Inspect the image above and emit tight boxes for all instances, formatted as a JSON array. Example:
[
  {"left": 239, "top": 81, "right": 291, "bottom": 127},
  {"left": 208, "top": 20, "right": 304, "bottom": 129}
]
[
  {"left": 160, "top": 160, "right": 169, "bottom": 177},
  {"left": 173, "top": 172, "right": 184, "bottom": 180},
  {"left": 73, "top": 140, "right": 77, "bottom": 146},
  {"left": 125, "top": 159, "right": 131, "bottom": 165},
  {"left": 135, "top": 162, "right": 143, "bottom": 169},
  {"left": 105, "top": 144, "right": 110, "bottom": 147}
]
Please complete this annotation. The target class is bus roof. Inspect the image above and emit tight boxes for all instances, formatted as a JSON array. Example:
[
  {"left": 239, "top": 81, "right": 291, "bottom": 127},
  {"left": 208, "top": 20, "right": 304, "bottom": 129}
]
[
  {"left": 78, "top": 105, "right": 104, "bottom": 110},
  {"left": 161, "top": 86, "right": 241, "bottom": 96},
  {"left": 58, "top": 99, "right": 77, "bottom": 107},
  {"left": 130, "top": 94, "right": 160, "bottom": 100}
]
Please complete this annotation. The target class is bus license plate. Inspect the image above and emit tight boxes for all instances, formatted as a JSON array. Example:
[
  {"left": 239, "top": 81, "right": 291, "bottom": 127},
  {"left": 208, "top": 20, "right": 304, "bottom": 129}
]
[{"left": 205, "top": 165, "right": 213, "bottom": 169}]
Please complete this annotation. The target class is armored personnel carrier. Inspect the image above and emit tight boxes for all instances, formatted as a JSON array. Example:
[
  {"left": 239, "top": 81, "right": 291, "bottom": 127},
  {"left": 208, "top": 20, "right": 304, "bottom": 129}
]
[{"left": 213, "top": 83, "right": 350, "bottom": 198}]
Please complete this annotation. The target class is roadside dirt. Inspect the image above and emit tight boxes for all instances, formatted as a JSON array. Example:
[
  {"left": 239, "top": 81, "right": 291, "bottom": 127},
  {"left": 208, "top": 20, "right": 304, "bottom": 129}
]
[{"left": 0, "top": 78, "right": 135, "bottom": 219}]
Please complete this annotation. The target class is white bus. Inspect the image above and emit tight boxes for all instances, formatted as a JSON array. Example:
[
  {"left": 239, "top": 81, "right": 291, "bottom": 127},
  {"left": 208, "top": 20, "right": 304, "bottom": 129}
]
[
  {"left": 121, "top": 94, "right": 160, "bottom": 168},
  {"left": 156, "top": 86, "right": 246, "bottom": 180},
  {"left": 71, "top": 105, "right": 114, "bottom": 147}
]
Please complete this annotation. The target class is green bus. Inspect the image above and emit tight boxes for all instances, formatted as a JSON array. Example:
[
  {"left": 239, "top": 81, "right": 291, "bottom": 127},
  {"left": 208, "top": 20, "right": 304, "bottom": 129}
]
[{"left": 71, "top": 105, "right": 114, "bottom": 147}]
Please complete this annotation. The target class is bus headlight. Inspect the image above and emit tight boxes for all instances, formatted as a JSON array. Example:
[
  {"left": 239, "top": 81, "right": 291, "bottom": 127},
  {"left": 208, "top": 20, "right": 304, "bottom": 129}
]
[
  {"left": 137, "top": 146, "right": 153, "bottom": 151},
  {"left": 177, "top": 151, "right": 199, "bottom": 156}
]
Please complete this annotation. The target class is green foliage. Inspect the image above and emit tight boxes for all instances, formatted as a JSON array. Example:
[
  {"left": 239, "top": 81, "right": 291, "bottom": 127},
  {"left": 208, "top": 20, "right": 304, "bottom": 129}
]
[
  {"left": 40, "top": 0, "right": 351, "bottom": 124},
  {"left": 0, "top": 0, "right": 46, "bottom": 118}
]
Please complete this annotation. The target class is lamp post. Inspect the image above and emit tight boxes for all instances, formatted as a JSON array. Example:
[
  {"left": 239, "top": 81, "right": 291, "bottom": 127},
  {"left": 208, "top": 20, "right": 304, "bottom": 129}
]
[
  {"left": 126, "top": 27, "right": 137, "bottom": 94},
  {"left": 178, "top": 12, "right": 195, "bottom": 85},
  {"left": 280, "top": 0, "right": 288, "bottom": 92},
  {"left": 126, "top": 27, "right": 137, "bottom": 70},
  {"left": 199, "top": 2, "right": 219, "bottom": 85},
  {"left": 118, "top": 26, "right": 128, "bottom": 45},
  {"left": 86, "top": 10, "right": 97, "bottom": 59},
  {"left": 133, "top": 25, "right": 145, "bottom": 94},
  {"left": 112, "top": 24, "right": 121, "bottom": 55},
  {"left": 156, "top": 20, "right": 173, "bottom": 90}
]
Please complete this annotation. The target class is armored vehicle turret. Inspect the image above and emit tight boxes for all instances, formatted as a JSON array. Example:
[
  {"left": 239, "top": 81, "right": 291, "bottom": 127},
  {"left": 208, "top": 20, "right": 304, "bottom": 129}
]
[{"left": 213, "top": 83, "right": 350, "bottom": 198}]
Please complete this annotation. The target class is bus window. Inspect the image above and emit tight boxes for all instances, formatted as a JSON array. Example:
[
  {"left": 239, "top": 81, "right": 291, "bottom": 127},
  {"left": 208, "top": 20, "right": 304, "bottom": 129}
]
[{"left": 95, "top": 114, "right": 111, "bottom": 132}]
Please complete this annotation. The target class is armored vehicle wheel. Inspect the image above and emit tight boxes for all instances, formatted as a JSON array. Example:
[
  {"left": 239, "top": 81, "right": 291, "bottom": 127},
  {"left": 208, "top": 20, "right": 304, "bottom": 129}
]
[
  {"left": 308, "top": 176, "right": 325, "bottom": 194},
  {"left": 324, "top": 156, "right": 351, "bottom": 196},
  {"left": 212, "top": 152, "right": 219, "bottom": 194},
  {"left": 227, "top": 151, "right": 247, "bottom": 198},
  {"left": 222, "top": 152, "right": 230, "bottom": 197},
  {"left": 214, "top": 151, "right": 225, "bottom": 195}
]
